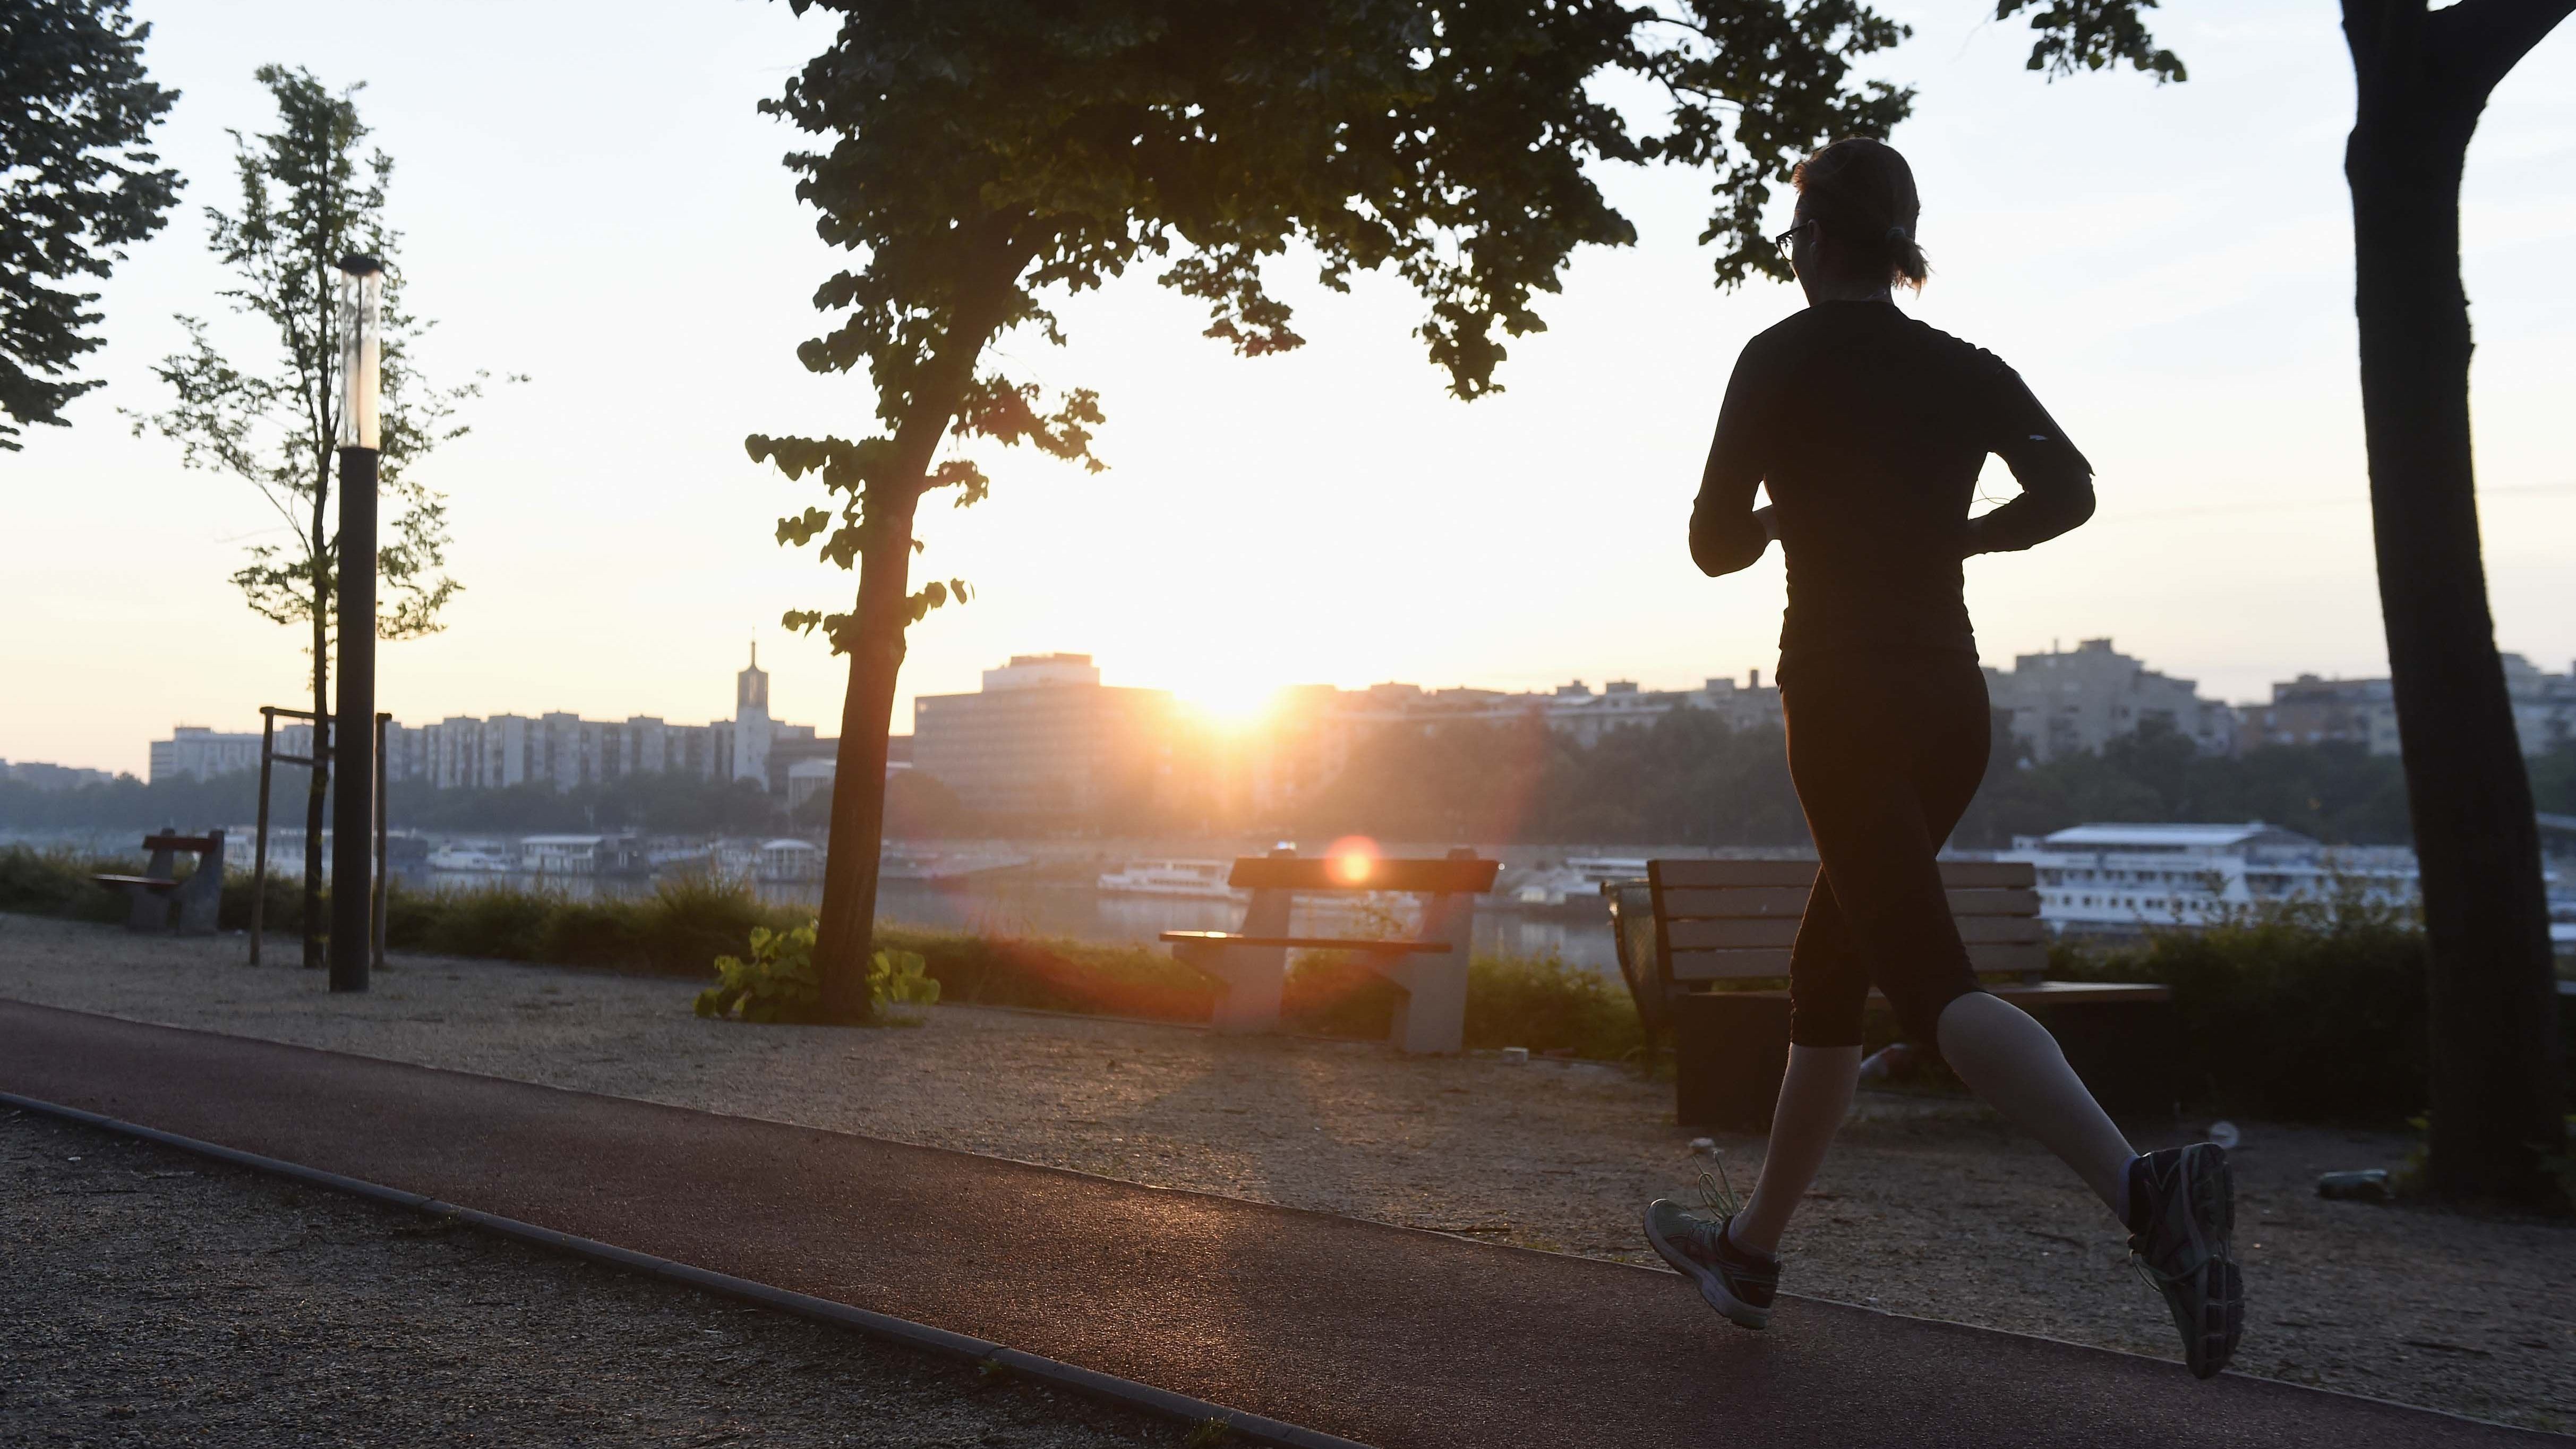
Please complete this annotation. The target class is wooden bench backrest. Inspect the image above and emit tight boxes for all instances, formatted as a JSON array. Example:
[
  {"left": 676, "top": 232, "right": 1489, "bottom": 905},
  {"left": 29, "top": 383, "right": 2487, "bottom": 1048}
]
[
  {"left": 1227, "top": 856, "right": 1500, "bottom": 894},
  {"left": 1646, "top": 859, "right": 2043, "bottom": 985}
]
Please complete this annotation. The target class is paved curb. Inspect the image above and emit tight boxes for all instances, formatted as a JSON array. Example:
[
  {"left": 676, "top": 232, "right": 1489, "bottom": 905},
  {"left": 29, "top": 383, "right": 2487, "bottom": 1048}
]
[{"left": 1, "top": 1089, "right": 1371, "bottom": 1449}]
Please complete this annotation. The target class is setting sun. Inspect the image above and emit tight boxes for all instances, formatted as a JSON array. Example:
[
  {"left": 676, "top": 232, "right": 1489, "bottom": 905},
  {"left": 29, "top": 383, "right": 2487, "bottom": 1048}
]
[{"left": 1177, "top": 672, "right": 1285, "bottom": 729}]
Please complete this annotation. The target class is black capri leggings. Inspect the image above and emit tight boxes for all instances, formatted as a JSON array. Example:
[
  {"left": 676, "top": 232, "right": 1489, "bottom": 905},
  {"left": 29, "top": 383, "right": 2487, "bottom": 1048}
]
[{"left": 1778, "top": 648, "right": 1993, "bottom": 1049}]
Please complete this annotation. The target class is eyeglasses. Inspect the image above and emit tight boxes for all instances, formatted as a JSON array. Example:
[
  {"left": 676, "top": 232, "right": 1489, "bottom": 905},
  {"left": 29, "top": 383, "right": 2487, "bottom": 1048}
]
[{"left": 1772, "top": 220, "right": 1817, "bottom": 259}]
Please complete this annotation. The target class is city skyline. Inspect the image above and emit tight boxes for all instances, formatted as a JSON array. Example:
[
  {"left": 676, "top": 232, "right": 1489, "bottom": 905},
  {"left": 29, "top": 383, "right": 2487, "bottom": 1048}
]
[
  {"left": 114, "top": 639, "right": 2576, "bottom": 796},
  {"left": 47, "top": 632, "right": 2576, "bottom": 781},
  {"left": 5, "top": 1, "right": 2572, "bottom": 775}
]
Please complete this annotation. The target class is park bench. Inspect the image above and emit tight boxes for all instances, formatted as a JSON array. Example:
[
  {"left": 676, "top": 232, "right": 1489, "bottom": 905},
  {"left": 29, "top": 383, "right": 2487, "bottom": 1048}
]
[
  {"left": 1162, "top": 848, "right": 1501, "bottom": 1054},
  {"left": 92, "top": 828, "right": 226, "bottom": 935},
  {"left": 1605, "top": 859, "right": 2173, "bottom": 1129}
]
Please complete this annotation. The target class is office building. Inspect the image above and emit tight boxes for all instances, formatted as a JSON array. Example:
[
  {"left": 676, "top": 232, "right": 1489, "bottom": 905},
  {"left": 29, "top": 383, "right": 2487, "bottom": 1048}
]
[
  {"left": 2237, "top": 654, "right": 2575, "bottom": 757},
  {"left": 911, "top": 654, "right": 1179, "bottom": 818},
  {"left": 1984, "top": 639, "right": 2235, "bottom": 762}
]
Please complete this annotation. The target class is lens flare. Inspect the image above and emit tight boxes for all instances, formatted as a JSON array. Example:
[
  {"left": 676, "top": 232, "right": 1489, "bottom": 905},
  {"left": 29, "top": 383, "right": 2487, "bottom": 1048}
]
[{"left": 1325, "top": 835, "right": 1378, "bottom": 885}]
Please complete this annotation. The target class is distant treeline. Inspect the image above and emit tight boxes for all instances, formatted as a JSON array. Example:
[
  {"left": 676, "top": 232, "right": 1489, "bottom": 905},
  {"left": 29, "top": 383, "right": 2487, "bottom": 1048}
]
[
  {"left": 1283, "top": 711, "right": 2576, "bottom": 849},
  {"left": 13, "top": 721, "right": 2573, "bottom": 849}
]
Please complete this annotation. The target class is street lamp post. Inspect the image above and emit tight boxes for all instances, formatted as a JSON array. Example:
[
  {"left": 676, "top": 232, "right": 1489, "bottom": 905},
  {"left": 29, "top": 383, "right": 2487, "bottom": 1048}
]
[{"left": 329, "top": 254, "right": 383, "bottom": 993}]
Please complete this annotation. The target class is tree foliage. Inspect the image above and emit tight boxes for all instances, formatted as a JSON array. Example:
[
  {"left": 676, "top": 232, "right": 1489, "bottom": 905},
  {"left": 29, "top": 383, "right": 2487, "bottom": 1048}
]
[
  {"left": 0, "top": 0, "right": 181, "bottom": 449},
  {"left": 751, "top": 0, "right": 1923, "bottom": 1015},
  {"left": 1994, "top": 0, "right": 2184, "bottom": 82},
  {"left": 130, "top": 65, "right": 490, "bottom": 647}
]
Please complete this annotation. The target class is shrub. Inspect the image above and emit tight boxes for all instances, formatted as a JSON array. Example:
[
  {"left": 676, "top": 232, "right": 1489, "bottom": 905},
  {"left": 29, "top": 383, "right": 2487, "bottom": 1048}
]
[
  {"left": 1272, "top": 949, "right": 1646, "bottom": 1061},
  {"left": 695, "top": 921, "right": 940, "bottom": 1024},
  {"left": 2052, "top": 892, "right": 2439, "bottom": 1123},
  {"left": 0, "top": 847, "right": 128, "bottom": 923},
  {"left": 879, "top": 925, "right": 1216, "bottom": 1020},
  {"left": 1462, "top": 951, "right": 1645, "bottom": 1060}
]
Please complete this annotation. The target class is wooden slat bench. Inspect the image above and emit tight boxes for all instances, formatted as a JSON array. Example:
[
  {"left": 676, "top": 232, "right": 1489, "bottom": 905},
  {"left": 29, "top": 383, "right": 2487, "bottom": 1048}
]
[
  {"left": 1606, "top": 859, "right": 2173, "bottom": 1129},
  {"left": 93, "top": 828, "right": 226, "bottom": 936},
  {"left": 1162, "top": 848, "right": 1501, "bottom": 1054}
]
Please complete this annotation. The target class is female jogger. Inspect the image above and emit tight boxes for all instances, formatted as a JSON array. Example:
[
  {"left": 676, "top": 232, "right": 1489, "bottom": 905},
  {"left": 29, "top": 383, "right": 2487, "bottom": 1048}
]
[{"left": 1640, "top": 138, "right": 2243, "bottom": 1379}]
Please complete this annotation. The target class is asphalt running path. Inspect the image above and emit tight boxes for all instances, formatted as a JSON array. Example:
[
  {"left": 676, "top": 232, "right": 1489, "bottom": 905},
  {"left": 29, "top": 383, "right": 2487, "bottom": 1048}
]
[{"left": 0, "top": 1001, "right": 2544, "bottom": 1448}]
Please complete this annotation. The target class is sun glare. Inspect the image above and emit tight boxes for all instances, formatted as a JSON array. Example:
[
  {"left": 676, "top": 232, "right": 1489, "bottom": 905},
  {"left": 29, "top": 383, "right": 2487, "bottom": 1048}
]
[
  {"left": 1325, "top": 836, "right": 1379, "bottom": 885},
  {"left": 1180, "top": 674, "right": 1283, "bottom": 729}
]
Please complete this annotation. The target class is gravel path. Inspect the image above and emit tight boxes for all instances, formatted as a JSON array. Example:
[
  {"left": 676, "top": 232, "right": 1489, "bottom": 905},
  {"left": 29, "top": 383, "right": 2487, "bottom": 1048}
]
[
  {"left": 0, "top": 1109, "right": 1184, "bottom": 1447},
  {"left": 3, "top": 915, "right": 2568, "bottom": 1432}
]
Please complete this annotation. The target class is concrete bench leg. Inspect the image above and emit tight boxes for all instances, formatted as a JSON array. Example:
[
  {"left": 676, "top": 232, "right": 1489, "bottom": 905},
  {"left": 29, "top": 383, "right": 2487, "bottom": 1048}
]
[
  {"left": 1384, "top": 955, "right": 1468, "bottom": 1055},
  {"left": 1380, "top": 886, "right": 1477, "bottom": 1055},
  {"left": 1174, "top": 883, "right": 1293, "bottom": 1034},
  {"left": 121, "top": 884, "right": 172, "bottom": 933},
  {"left": 173, "top": 831, "right": 226, "bottom": 936},
  {"left": 1172, "top": 939, "right": 1288, "bottom": 1033},
  {"left": 124, "top": 838, "right": 179, "bottom": 933}
]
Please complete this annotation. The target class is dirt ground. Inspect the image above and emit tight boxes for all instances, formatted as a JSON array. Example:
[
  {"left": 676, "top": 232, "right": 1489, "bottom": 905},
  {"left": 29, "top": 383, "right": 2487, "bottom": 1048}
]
[
  {"left": 0, "top": 1109, "right": 1183, "bottom": 1447},
  {"left": 3, "top": 914, "right": 2568, "bottom": 1433}
]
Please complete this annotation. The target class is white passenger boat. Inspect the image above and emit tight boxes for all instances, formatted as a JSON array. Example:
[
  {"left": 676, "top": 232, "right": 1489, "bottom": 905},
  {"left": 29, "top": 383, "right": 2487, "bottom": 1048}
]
[
  {"left": 1509, "top": 856, "right": 1649, "bottom": 912},
  {"left": 426, "top": 843, "right": 516, "bottom": 873},
  {"left": 1991, "top": 823, "right": 2421, "bottom": 936},
  {"left": 1097, "top": 859, "right": 1244, "bottom": 901}
]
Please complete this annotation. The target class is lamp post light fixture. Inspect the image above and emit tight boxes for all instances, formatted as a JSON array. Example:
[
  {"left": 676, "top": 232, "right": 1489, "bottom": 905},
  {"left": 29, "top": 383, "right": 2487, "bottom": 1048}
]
[{"left": 329, "top": 254, "right": 384, "bottom": 993}]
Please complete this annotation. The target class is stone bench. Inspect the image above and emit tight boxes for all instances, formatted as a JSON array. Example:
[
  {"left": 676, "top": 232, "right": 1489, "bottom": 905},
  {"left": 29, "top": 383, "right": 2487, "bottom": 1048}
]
[
  {"left": 1162, "top": 848, "right": 1500, "bottom": 1054},
  {"left": 93, "top": 828, "right": 226, "bottom": 935}
]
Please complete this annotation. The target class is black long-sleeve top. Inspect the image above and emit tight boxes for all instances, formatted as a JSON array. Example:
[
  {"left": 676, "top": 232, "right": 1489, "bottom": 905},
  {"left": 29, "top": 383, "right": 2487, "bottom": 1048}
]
[{"left": 1691, "top": 299, "right": 2095, "bottom": 660}]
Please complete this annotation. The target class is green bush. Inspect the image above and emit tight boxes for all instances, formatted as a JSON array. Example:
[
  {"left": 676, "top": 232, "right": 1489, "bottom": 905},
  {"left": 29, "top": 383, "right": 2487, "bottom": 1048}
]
[
  {"left": 695, "top": 921, "right": 940, "bottom": 1024},
  {"left": 1270, "top": 949, "right": 1646, "bottom": 1060},
  {"left": 0, "top": 847, "right": 129, "bottom": 923},
  {"left": 2052, "top": 893, "right": 2443, "bottom": 1123},
  {"left": 880, "top": 925, "right": 1217, "bottom": 1020},
  {"left": 1462, "top": 952, "right": 1645, "bottom": 1060}
]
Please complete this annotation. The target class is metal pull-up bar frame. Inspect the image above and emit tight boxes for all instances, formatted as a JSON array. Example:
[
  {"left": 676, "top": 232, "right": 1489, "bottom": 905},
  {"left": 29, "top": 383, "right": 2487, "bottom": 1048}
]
[{"left": 249, "top": 705, "right": 388, "bottom": 971}]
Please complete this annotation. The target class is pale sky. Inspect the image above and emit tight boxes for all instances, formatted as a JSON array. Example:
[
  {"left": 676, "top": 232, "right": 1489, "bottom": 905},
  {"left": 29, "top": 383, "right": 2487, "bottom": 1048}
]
[{"left": 7, "top": 1, "right": 2572, "bottom": 775}]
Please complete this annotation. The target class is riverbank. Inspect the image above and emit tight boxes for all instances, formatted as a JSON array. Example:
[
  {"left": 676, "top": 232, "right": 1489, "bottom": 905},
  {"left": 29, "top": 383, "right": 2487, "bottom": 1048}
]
[{"left": 0, "top": 915, "right": 2565, "bottom": 1430}]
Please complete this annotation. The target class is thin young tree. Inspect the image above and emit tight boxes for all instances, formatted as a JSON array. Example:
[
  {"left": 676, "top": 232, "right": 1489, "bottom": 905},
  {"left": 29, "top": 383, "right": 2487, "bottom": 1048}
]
[
  {"left": 752, "top": 0, "right": 1915, "bottom": 1022},
  {"left": 2011, "top": 0, "right": 2571, "bottom": 1206},
  {"left": 0, "top": 0, "right": 182, "bottom": 450},
  {"left": 131, "top": 65, "right": 493, "bottom": 967}
]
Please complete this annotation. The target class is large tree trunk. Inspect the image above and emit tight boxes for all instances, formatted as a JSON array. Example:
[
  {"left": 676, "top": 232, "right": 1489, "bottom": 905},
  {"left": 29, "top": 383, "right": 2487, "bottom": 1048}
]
[
  {"left": 809, "top": 228, "right": 1034, "bottom": 1022},
  {"left": 812, "top": 489, "right": 919, "bottom": 1022},
  {"left": 2344, "top": 0, "right": 2569, "bottom": 1205}
]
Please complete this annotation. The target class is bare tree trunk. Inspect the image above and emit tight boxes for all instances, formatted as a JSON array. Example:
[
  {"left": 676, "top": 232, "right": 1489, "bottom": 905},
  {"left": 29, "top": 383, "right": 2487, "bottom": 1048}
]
[
  {"left": 302, "top": 477, "right": 330, "bottom": 970},
  {"left": 2344, "top": 0, "right": 2570, "bottom": 1206}
]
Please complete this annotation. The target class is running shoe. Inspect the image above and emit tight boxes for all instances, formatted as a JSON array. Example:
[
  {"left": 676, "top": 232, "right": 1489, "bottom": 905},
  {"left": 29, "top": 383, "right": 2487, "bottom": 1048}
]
[
  {"left": 1644, "top": 1166, "right": 1779, "bottom": 1329},
  {"left": 2126, "top": 1143, "right": 2244, "bottom": 1378}
]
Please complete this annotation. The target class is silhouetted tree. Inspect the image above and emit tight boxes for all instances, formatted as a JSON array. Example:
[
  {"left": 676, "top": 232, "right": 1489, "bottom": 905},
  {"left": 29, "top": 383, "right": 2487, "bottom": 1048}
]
[
  {"left": 751, "top": 0, "right": 1915, "bottom": 1021},
  {"left": 130, "top": 66, "right": 500, "bottom": 967},
  {"left": 0, "top": 0, "right": 181, "bottom": 449},
  {"left": 2339, "top": 0, "right": 2573, "bottom": 1205},
  {"left": 2043, "top": 0, "right": 2572, "bottom": 1205}
]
